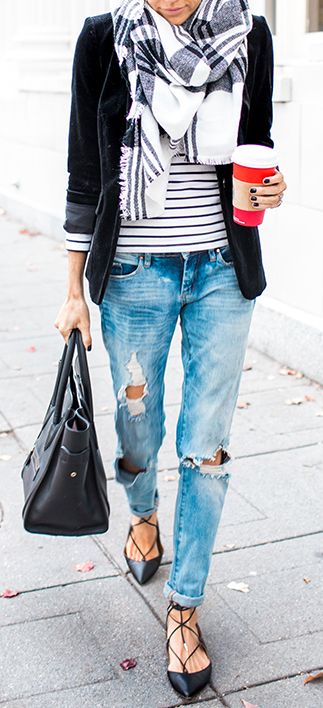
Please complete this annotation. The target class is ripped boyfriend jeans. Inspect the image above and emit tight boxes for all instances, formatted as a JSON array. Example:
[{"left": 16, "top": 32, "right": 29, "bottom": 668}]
[{"left": 100, "top": 246, "right": 255, "bottom": 607}]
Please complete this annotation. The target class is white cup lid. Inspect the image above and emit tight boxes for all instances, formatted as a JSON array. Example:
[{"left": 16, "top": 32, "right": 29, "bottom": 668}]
[{"left": 232, "top": 144, "right": 278, "bottom": 168}]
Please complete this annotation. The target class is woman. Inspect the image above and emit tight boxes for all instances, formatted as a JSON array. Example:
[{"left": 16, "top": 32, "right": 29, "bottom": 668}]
[{"left": 55, "top": 0, "right": 286, "bottom": 698}]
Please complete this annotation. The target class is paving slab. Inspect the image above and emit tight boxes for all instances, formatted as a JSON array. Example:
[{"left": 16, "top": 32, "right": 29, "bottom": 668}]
[
  {"left": 0, "top": 688, "right": 223, "bottom": 708},
  {"left": 0, "top": 333, "right": 110, "bottom": 380},
  {"left": 234, "top": 382, "right": 323, "bottom": 434},
  {"left": 226, "top": 674, "right": 323, "bottom": 708},
  {"left": 209, "top": 532, "right": 323, "bottom": 584},
  {"left": 0, "top": 379, "right": 48, "bottom": 429},
  {"left": 215, "top": 444, "right": 323, "bottom": 550},
  {"left": 0, "top": 576, "right": 215, "bottom": 706},
  {"left": 213, "top": 559, "right": 323, "bottom": 645},
  {"left": 0, "top": 309, "right": 102, "bottom": 343},
  {"left": 0, "top": 414, "right": 10, "bottom": 434},
  {"left": 0, "top": 335, "right": 63, "bottom": 379},
  {"left": 0, "top": 612, "right": 114, "bottom": 702},
  {"left": 1, "top": 280, "right": 67, "bottom": 312},
  {"left": 0, "top": 684, "right": 223, "bottom": 708}
]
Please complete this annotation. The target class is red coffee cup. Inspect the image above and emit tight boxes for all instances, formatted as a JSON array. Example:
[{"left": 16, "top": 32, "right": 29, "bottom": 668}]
[{"left": 232, "top": 144, "right": 278, "bottom": 227}]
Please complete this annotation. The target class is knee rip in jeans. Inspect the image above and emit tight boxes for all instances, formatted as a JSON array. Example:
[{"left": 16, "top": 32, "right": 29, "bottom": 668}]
[
  {"left": 117, "top": 352, "right": 148, "bottom": 420},
  {"left": 181, "top": 448, "right": 231, "bottom": 480}
]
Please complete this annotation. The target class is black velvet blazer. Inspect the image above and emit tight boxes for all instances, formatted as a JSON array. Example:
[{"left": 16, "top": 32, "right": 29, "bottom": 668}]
[{"left": 64, "top": 13, "right": 274, "bottom": 305}]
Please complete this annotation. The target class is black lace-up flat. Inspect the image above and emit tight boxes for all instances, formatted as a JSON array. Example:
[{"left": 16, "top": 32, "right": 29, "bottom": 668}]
[
  {"left": 124, "top": 514, "right": 164, "bottom": 585},
  {"left": 166, "top": 602, "right": 212, "bottom": 698}
]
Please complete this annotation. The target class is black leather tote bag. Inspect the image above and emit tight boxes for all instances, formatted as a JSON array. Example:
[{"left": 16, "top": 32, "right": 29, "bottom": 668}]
[{"left": 21, "top": 329, "right": 109, "bottom": 535}]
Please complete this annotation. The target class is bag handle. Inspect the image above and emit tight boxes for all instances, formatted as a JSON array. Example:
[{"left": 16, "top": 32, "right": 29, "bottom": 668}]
[
  {"left": 51, "top": 336, "right": 71, "bottom": 408},
  {"left": 53, "top": 330, "right": 93, "bottom": 425},
  {"left": 74, "top": 330, "right": 94, "bottom": 420},
  {"left": 53, "top": 330, "right": 78, "bottom": 425}
]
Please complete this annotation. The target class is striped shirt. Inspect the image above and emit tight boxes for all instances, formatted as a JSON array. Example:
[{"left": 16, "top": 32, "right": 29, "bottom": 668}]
[
  {"left": 65, "top": 156, "right": 228, "bottom": 253},
  {"left": 117, "top": 156, "right": 228, "bottom": 253}
]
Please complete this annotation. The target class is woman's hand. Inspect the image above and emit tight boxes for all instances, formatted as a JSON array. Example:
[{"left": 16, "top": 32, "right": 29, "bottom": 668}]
[
  {"left": 249, "top": 170, "right": 287, "bottom": 210},
  {"left": 54, "top": 296, "right": 92, "bottom": 350}
]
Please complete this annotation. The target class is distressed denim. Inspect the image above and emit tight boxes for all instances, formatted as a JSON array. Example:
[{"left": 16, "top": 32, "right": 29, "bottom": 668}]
[{"left": 100, "top": 246, "right": 255, "bottom": 607}]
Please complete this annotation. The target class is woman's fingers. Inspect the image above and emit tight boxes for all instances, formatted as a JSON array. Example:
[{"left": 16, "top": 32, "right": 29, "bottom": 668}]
[
  {"left": 54, "top": 318, "right": 72, "bottom": 344},
  {"left": 81, "top": 324, "right": 92, "bottom": 351},
  {"left": 251, "top": 194, "right": 283, "bottom": 208},
  {"left": 249, "top": 170, "right": 287, "bottom": 210}
]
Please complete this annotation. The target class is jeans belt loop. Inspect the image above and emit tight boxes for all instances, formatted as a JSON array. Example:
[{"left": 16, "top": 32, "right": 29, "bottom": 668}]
[
  {"left": 143, "top": 253, "right": 152, "bottom": 268},
  {"left": 208, "top": 248, "right": 216, "bottom": 262}
]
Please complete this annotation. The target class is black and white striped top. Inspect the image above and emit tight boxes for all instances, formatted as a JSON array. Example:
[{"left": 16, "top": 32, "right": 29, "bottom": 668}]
[
  {"left": 117, "top": 155, "right": 228, "bottom": 253},
  {"left": 65, "top": 156, "right": 228, "bottom": 253}
]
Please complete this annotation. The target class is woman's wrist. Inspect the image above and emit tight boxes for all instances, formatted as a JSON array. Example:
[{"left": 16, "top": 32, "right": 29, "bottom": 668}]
[{"left": 66, "top": 286, "right": 85, "bottom": 300}]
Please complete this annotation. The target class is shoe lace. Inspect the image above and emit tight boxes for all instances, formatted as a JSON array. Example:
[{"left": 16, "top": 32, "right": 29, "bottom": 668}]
[
  {"left": 128, "top": 515, "right": 159, "bottom": 561},
  {"left": 166, "top": 602, "right": 208, "bottom": 674}
]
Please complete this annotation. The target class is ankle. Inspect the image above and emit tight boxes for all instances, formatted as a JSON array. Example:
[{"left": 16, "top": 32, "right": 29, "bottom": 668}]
[
  {"left": 168, "top": 604, "right": 197, "bottom": 625},
  {"left": 131, "top": 511, "right": 158, "bottom": 526}
]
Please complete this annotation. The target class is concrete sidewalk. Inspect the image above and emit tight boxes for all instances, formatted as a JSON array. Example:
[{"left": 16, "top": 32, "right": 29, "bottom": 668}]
[{"left": 0, "top": 211, "right": 323, "bottom": 708}]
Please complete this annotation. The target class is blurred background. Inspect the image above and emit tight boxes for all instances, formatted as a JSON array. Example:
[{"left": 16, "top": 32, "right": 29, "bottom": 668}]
[{"left": 0, "top": 0, "right": 322, "bottom": 381}]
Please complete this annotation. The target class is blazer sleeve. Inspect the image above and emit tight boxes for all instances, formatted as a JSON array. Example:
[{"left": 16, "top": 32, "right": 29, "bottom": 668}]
[
  {"left": 63, "top": 17, "right": 103, "bottom": 237},
  {"left": 246, "top": 16, "right": 274, "bottom": 149}
]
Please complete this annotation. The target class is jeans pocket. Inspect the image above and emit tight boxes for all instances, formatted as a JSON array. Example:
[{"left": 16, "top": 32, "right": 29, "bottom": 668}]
[
  {"left": 217, "top": 245, "right": 234, "bottom": 267},
  {"left": 110, "top": 253, "right": 142, "bottom": 279}
]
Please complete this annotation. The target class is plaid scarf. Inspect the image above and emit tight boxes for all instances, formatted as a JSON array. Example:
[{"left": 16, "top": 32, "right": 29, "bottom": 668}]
[{"left": 111, "top": 0, "right": 252, "bottom": 220}]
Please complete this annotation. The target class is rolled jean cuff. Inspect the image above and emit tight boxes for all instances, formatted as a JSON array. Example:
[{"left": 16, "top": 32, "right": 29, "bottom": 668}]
[{"left": 163, "top": 581, "right": 204, "bottom": 608}]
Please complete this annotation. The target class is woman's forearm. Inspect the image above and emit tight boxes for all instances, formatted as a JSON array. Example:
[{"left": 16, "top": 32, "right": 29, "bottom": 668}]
[{"left": 66, "top": 251, "right": 88, "bottom": 298}]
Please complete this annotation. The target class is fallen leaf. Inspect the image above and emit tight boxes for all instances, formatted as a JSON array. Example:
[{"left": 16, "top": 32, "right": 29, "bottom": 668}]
[
  {"left": 279, "top": 367, "right": 297, "bottom": 376},
  {"left": 75, "top": 560, "right": 95, "bottom": 573},
  {"left": 1, "top": 589, "right": 19, "bottom": 598},
  {"left": 164, "top": 475, "right": 176, "bottom": 482},
  {"left": 304, "top": 394, "right": 315, "bottom": 402},
  {"left": 120, "top": 658, "right": 137, "bottom": 671},
  {"left": 0, "top": 454, "right": 11, "bottom": 461},
  {"left": 19, "top": 228, "right": 41, "bottom": 237},
  {"left": 26, "top": 346, "right": 37, "bottom": 353},
  {"left": 237, "top": 401, "right": 251, "bottom": 409},
  {"left": 304, "top": 671, "right": 323, "bottom": 684},
  {"left": 285, "top": 397, "right": 305, "bottom": 406},
  {"left": 227, "top": 581, "right": 250, "bottom": 593},
  {"left": 303, "top": 577, "right": 311, "bottom": 584},
  {"left": 241, "top": 700, "right": 259, "bottom": 708}
]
